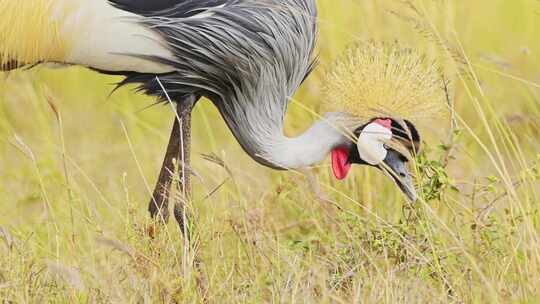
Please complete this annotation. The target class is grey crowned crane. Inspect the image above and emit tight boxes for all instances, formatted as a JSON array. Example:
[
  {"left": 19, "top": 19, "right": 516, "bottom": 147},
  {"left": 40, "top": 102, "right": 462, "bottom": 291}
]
[{"left": 0, "top": 0, "right": 445, "bottom": 230}]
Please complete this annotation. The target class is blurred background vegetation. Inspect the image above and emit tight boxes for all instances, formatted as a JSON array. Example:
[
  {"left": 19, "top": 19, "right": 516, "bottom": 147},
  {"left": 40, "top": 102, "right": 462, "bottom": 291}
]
[{"left": 1, "top": 0, "right": 540, "bottom": 302}]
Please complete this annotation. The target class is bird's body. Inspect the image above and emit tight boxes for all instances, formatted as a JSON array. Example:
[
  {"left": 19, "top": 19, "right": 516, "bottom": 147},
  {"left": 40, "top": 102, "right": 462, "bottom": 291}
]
[
  {"left": 1, "top": 0, "right": 322, "bottom": 169},
  {"left": 1, "top": 0, "right": 438, "bottom": 226}
]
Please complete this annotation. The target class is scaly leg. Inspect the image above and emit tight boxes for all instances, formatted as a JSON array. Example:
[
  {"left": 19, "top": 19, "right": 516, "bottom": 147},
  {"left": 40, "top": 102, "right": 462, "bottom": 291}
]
[
  {"left": 148, "top": 95, "right": 196, "bottom": 230},
  {"left": 148, "top": 115, "right": 180, "bottom": 223},
  {"left": 173, "top": 96, "right": 195, "bottom": 233}
]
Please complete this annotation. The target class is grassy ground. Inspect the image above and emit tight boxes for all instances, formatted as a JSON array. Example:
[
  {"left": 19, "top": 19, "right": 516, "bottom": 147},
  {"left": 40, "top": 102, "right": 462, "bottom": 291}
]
[{"left": 1, "top": 0, "right": 540, "bottom": 303}]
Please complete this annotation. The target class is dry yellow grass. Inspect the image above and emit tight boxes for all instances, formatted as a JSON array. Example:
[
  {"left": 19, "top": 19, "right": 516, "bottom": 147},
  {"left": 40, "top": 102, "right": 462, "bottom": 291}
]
[{"left": 1, "top": 0, "right": 540, "bottom": 303}]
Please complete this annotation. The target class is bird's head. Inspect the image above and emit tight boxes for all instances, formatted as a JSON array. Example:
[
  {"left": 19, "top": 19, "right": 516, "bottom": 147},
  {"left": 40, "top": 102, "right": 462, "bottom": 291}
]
[
  {"left": 330, "top": 117, "right": 420, "bottom": 202},
  {"left": 322, "top": 41, "right": 448, "bottom": 202}
]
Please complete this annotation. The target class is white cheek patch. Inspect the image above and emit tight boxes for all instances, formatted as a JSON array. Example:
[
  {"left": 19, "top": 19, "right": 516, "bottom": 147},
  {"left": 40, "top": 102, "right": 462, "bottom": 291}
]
[{"left": 357, "top": 122, "right": 393, "bottom": 165}]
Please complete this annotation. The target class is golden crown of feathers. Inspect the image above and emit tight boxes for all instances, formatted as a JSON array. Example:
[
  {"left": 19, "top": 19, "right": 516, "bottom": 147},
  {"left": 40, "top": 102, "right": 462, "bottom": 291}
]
[
  {"left": 0, "top": 0, "right": 67, "bottom": 70},
  {"left": 323, "top": 41, "right": 449, "bottom": 127}
]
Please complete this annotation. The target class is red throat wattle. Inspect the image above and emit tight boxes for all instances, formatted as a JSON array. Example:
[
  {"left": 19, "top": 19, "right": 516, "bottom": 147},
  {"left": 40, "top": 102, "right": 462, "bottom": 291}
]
[{"left": 331, "top": 147, "right": 351, "bottom": 180}]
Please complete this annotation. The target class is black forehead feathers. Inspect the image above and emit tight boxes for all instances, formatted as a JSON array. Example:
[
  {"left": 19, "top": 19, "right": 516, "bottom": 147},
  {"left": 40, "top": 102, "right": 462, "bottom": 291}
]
[{"left": 391, "top": 119, "right": 420, "bottom": 143}]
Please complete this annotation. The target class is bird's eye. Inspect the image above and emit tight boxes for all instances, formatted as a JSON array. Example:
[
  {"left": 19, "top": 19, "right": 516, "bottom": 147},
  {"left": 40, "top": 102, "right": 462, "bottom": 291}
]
[{"left": 383, "top": 144, "right": 390, "bottom": 150}]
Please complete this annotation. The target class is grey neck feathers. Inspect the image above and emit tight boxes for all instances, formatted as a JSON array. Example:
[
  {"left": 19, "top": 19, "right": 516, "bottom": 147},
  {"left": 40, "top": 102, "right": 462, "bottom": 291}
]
[
  {"left": 220, "top": 106, "right": 349, "bottom": 170},
  {"left": 263, "top": 117, "right": 349, "bottom": 169}
]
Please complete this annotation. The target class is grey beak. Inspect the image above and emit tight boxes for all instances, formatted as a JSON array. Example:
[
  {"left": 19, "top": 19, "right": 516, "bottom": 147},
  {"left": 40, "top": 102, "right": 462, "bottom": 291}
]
[{"left": 379, "top": 150, "right": 417, "bottom": 202}]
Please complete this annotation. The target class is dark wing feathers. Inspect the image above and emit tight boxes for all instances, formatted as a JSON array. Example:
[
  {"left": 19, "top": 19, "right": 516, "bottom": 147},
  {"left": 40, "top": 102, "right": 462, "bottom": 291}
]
[{"left": 108, "top": 0, "right": 231, "bottom": 18}]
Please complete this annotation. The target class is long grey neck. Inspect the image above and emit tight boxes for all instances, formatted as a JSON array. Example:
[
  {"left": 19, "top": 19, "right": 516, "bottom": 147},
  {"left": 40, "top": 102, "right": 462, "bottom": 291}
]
[
  {"left": 217, "top": 95, "right": 352, "bottom": 170},
  {"left": 257, "top": 115, "right": 349, "bottom": 170}
]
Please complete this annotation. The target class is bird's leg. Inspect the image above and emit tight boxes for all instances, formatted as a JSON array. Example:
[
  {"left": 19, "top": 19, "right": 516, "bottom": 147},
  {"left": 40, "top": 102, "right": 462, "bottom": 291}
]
[
  {"left": 173, "top": 96, "right": 195, "bottom": 233},
  {"left": 148, "top": 95, "right": 196, "bottom": 228},
  {"left": 148, "top": 111, "right": 182, "bottom": 223}
]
